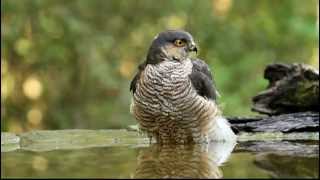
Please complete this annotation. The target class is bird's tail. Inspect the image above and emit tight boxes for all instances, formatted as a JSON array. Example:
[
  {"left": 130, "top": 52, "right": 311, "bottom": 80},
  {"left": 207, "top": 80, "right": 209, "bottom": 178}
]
[{"left": 209, "top": 116, "right": 237, "bottom": 142}]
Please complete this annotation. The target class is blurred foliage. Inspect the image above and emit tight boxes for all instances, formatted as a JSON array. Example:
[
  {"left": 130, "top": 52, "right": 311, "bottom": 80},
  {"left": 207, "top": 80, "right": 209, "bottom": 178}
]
[{"left": 1, "top": 0, "right": 319, "bottom": 132}]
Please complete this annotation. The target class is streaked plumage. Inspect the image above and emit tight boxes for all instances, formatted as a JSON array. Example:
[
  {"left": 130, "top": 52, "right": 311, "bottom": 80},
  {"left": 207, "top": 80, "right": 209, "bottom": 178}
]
[{"left": 130, "top": 30, "right": 236, "bottom": 144}]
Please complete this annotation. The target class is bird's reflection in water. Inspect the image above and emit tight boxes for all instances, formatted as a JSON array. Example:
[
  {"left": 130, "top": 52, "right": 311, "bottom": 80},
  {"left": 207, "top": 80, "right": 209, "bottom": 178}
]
[{"left": 133, "top": 141, "right": 236, "bottom": 179}]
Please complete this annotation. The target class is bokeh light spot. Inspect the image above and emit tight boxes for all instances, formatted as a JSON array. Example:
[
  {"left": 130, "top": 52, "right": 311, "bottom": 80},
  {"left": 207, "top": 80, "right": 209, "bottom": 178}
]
[
  {"left": 212, "top": 0, "right": 233, "bottom": 17},
  {"left": 166, "top": 15, "right": 187, "bottom": 29},
  {"left": 1, "top": 75, "right": 15, "bottom": 100},
  {"left": 27, "top": 108, "right": 43, "bottom": 126},
  {"left": 119, "top": 59, "right": 135, "bottom": 79},
  {"left": 14, "top": 38, "right": 31, "bottom": 56},
  {"left": 23, "top": 76, "right": 43, "bottom": 100}
]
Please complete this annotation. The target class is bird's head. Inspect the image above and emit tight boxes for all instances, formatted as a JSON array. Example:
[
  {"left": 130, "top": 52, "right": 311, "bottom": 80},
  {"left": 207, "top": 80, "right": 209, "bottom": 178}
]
[{"left": 146, "top": 30, "right": 198, "bottom": 64}]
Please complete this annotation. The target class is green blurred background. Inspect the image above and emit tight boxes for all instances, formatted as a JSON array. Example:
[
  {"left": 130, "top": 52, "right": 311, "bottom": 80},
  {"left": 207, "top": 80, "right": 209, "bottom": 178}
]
[{"left": 1, "top": 0, "right": 319, "bottom": 133}]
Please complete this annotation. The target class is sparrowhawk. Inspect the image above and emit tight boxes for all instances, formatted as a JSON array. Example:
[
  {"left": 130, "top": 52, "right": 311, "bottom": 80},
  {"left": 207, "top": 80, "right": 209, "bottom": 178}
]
[{"left": 130, "top": 30, "right": 236, "bottom": 144}]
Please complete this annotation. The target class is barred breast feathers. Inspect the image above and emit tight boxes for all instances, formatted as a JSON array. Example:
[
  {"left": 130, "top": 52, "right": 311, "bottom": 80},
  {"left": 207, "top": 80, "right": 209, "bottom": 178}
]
[{"left": 131, "top": 59, "right": 236, "bottom": 143}]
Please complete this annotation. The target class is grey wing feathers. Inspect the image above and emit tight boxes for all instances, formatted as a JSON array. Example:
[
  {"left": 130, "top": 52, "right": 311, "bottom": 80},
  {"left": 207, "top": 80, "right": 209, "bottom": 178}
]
[
  {"left": 189, "top": 59, "right": 220, "bottom": 100},
  {"left": 130, "top": 62, "right": 146, "bottom": 94}
]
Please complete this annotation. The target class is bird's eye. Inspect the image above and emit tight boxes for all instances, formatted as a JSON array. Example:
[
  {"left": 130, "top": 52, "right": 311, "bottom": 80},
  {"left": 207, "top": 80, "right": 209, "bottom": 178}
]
[{"left": 174, "top": 39, "right": 186, "bottom": 47}]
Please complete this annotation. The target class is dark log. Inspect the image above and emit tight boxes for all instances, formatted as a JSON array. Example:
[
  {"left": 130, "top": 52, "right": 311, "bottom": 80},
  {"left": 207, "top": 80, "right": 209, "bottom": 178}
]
[
  {"left": 236, "top": 140, "right": 319, "bottom": 157},
  {"left": 227, "top": 111, "right": 319, "bottom": 133},
  {"left": 251, "top": 63, "right": 319, "bottom": 115}
]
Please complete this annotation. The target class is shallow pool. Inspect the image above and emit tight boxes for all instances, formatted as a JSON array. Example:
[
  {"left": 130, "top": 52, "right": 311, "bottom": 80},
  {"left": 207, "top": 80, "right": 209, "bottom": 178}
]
[{"left": 2, "top": 139, "right": 318, "bottom": 178}]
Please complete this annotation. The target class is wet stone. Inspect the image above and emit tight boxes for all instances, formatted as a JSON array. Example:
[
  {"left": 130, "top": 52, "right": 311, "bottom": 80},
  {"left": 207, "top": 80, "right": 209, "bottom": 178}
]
[{"left": 1, "top": 132, "right": 20, "bottom": 152}]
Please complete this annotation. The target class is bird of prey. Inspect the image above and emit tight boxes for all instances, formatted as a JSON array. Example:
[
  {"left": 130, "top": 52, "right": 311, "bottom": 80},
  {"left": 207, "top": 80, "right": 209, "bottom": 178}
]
[{"left": 130, "top": 30, "right": 236, "bottom": 144}]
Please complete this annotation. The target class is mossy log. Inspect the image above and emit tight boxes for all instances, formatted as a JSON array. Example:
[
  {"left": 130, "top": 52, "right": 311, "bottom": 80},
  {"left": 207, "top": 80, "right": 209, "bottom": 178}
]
[
  {"left": 228, "top": 63, "right": 319, "bottom": 134},
  {"left": 252, "top": 63, "right": 319, "bottom": 115}
]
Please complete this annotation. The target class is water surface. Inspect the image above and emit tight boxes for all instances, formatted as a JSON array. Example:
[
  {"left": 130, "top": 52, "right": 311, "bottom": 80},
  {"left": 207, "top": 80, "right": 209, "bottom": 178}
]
[{"left": 2, "top": 140, "right": 318, "bottom": 178}]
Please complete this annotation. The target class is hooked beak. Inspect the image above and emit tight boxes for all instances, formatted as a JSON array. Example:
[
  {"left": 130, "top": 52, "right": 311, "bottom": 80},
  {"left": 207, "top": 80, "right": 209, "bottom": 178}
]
[{"left": 188, "top": 42, "right": 198, "bottom": 54}]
